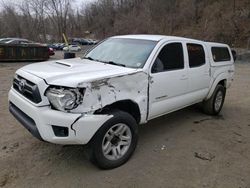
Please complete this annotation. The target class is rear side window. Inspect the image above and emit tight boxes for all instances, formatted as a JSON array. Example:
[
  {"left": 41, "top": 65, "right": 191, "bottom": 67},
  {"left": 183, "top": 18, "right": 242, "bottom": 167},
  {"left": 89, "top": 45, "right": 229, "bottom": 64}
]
[
  {"left": 187, "top": 43, "right": 205, "bottom": 68},
  {"left": 212, "top": 47, "right": 231, "bottom": 62},
  {"left": 152, "top": 43, "right": 184, "bottom": 73}
]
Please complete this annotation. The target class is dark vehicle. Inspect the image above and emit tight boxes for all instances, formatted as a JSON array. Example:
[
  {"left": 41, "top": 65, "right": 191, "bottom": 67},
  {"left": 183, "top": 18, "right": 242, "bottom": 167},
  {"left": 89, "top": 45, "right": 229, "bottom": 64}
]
[
  {"left": 48, "top": 48, "right": 55, "bottom": 56},
  {"left": 72, "top": 38, "right": 90, "bottom": 45},
  {"left": 57, "top": 43, "right": 66, "bottom": 50},
  {"left": 87, "top": 39, "right": 99, "bottom": 45},
  {"left": 86, "top": 39, "right": 94, "bottom": 45},
  {"left": 47, "top": 44, "right": 58, "bottom": 50},
  {"left": 81, "top": 39, "right": 91, "bottom": 45},
  {"left": 47, "top": 43, "right": 65, "bottom": 50}
]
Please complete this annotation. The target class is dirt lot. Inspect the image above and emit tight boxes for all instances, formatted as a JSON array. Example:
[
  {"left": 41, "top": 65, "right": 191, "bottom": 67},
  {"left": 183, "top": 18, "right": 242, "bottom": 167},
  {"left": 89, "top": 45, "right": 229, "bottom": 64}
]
[{"left": 0, "top": 55, "right": 250, "bottom": 188}]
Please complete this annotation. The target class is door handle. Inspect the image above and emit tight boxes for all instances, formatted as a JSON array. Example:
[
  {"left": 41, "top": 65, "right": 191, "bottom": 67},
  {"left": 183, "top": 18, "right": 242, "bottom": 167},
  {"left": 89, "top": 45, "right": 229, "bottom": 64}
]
[{"left": 180, "top": 75, "right": 188, "bottom": 80}]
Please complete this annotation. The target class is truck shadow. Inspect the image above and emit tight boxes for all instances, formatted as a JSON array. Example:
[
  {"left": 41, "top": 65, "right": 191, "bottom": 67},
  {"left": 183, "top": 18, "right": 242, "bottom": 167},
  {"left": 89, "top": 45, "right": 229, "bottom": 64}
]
[{"left": 51, "top": 105, "right": 212, "bottom": 170}]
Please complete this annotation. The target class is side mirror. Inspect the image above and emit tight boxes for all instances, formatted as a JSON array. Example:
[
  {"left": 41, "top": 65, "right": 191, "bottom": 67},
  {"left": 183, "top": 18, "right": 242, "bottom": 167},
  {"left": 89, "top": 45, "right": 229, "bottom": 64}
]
[{"left": 231, "top": 50, "right": 237, "bottom": 61}]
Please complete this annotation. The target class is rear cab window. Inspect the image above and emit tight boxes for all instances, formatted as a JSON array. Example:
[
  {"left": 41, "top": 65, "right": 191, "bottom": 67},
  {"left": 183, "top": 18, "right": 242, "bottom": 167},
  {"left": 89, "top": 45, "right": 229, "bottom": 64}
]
[
  {"left": 211, "top": 47, "right": 231, "bottom": 62},
  {"left": 206, "top": 42, "right": 234, "bottom": 66},
  {"left": 187, "top": 43, "right": 206, "bottom": 68}
]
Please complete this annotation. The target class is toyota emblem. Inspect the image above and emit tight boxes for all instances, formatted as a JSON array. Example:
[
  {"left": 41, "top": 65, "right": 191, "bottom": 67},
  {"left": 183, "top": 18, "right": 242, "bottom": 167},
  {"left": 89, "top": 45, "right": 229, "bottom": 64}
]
[{"left": 18, "top": 79, "right": 26, "bottom": 93}]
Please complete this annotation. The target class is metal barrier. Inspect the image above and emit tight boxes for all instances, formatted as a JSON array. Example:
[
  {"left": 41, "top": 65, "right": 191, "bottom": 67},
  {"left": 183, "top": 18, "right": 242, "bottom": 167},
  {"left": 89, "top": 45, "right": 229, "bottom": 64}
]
[{"left": 0, "top": 44, "right": 49, "bottom": 62}]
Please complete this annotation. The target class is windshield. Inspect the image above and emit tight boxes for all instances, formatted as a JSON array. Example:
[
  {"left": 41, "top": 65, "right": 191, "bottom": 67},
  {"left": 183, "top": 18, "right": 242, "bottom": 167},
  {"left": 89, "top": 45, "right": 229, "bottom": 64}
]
[{"left": 85, "top": 38, "right": 157, "bottom": 68}]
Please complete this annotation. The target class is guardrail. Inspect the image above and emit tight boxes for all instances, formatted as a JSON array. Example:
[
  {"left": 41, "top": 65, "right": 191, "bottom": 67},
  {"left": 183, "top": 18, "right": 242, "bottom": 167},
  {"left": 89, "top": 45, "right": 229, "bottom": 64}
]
[{"left": 0, "top": 44, "right": 49, "bottom": 62}]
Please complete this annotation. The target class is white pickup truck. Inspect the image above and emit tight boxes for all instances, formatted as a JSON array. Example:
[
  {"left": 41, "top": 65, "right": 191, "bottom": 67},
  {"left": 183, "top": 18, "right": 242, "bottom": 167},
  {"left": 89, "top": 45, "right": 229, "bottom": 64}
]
[{"left": 9, "top": 35, "right": 235, "bottom": 169}]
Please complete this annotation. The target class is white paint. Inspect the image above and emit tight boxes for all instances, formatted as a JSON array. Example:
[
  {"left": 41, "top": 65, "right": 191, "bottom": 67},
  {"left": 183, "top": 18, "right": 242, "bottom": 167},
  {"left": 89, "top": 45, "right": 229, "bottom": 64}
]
[
  {"left": 63, "top": 45, "right": 81, "bottom": 52},
  {"left": 22, "top": 58, "right": 139, "bottom": 87},
  {"left": 8, "top": 35, "right": 235, "bottom": 145}
]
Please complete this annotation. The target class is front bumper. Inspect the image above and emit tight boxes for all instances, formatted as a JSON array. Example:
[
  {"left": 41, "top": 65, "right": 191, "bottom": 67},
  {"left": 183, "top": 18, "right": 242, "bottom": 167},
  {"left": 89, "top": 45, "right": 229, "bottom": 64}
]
[
  {"left": 8, "top": 88, "right": 112, "bottom": 145},
  {"left": 9, "top": 102, "right": 43, "bottom": 141}
]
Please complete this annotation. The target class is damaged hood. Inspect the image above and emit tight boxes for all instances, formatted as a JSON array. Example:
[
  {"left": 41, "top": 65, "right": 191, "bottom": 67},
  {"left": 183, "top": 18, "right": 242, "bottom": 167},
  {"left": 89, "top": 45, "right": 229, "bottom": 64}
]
[{"left": 19, "top": 58, "right": 139, "bottom": 87}]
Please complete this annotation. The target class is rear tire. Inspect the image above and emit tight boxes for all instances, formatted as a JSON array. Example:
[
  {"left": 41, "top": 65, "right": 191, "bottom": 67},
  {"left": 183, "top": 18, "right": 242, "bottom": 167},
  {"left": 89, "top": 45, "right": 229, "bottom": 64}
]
[
  {"left": 88, "top": 110, "right": 138, "bottom": 169},
  {"left": 203, "top": 84, "right": 226, "bottom": 115}
]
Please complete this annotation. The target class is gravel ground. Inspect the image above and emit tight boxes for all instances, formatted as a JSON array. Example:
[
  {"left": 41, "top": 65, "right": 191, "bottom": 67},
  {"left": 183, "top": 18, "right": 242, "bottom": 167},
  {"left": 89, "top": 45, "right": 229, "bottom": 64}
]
[{"left": 0, "top": 54, "right": 250, "bottom": 188}]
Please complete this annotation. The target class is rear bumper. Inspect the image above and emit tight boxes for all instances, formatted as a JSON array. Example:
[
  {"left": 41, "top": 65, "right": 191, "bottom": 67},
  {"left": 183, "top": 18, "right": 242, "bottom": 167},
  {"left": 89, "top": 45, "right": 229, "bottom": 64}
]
[{"left": 8, "top": 88, "right": 112, "bottom": 145}]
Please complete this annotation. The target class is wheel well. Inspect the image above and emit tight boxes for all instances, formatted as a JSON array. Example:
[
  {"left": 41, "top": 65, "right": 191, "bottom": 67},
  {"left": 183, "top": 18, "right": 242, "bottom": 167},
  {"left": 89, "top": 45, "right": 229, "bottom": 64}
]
[
  {"left": 218, "top": 79, "right": 227, "bottom": 88},
  {"left": 94, "top": 100, "right": 141, "bottom": 124}
]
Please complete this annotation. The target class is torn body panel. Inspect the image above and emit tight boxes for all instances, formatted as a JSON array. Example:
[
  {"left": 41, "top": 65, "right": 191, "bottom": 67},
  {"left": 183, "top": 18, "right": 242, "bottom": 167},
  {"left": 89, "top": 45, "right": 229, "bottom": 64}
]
[{"left": 71, "top": 71, "right": 149, "bottom": 124}]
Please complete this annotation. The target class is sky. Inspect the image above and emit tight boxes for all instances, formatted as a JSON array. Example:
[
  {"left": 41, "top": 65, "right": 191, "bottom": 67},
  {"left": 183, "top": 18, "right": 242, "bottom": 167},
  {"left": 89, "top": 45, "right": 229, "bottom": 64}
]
[
  {"left": 74, "top": 0, "right": 96, "bottom": 7},
  {"left": 73, "top": 0, "right": 97, "bottom": 10},
  {"left": 0, "top": 0, "right": 97, "bottom": 10}
]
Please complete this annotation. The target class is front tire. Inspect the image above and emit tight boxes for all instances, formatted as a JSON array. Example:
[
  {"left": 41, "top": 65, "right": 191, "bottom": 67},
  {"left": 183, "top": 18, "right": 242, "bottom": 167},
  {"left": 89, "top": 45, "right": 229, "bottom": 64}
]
[
  {"left": 88, "top": 110, "right": 138, "bottom": 169},
  {"left": 203, "top": 84, "right": 226, "bottom": 115}
]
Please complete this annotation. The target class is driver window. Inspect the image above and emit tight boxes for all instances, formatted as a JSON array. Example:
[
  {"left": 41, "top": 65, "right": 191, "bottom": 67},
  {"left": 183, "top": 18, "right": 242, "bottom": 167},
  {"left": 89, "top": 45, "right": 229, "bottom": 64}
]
[{"left": 152, "top": 43, "right": 184, "bottom": 73}]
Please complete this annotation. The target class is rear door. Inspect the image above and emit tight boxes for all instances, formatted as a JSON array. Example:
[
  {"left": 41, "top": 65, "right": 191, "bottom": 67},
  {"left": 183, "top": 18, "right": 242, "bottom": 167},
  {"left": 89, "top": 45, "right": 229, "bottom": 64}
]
[{"left": 185, "top": 43, "right": 210, "bottom": 101}]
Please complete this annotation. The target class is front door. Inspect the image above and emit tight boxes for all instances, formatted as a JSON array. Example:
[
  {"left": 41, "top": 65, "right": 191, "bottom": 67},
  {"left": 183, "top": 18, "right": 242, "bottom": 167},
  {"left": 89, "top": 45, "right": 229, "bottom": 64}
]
[{"left": 148, "top": 42, "right": 188, "bottom": 120}]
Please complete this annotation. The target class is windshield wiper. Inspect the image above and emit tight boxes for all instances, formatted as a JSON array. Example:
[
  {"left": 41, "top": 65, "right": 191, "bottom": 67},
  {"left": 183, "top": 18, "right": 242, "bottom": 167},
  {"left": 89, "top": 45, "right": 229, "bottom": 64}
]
[
  {"left": 83, "top": 57, "right": 126, "bottom": 67},
  {"left": 104, "top": 61, "right": 126, "bottom": 67},
  {"left": 83, "top": 57, "right": 105, "bottom": 64},
  {"left": 82, "top": 56, "right": 94, "bottom": 61}
]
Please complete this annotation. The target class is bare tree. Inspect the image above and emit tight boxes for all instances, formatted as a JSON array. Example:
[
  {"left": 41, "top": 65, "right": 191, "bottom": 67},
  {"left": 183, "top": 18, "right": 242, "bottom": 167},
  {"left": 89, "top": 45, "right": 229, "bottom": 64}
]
[
  {"left": 0, "top": 0, "right": 249, "bottom": 47},
  {"left": 45, "top": 0, "right": 73, "bottom": 41}
]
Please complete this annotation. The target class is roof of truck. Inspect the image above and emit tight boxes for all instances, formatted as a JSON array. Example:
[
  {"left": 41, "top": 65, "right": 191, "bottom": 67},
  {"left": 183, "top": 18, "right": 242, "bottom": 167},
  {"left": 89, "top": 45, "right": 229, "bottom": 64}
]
[
  {"left": 113, "top": 35, "right": 229, "bottom": 47},
  {"left": 205, "top": 42, "right": 229, "bottom": 47},
  {"left": 113, "top": 34, "right": 204, "bottom": 42}
]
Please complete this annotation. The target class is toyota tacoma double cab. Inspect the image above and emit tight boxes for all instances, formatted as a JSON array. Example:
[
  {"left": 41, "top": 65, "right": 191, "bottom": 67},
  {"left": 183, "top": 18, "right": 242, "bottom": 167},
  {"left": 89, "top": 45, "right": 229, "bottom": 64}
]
[{"left": 9, "top": 35, "right": 235, "bottom": 169}]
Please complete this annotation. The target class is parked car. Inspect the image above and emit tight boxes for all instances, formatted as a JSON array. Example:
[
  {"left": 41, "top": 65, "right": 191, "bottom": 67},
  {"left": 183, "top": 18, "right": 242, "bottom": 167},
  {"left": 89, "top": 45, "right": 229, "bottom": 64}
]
[
  {"left": 9, "top": 35, "right": 235, "bottom": 169},
  {"left": 47, "top": 44, "right": 57, "bottom": 50},
  {"left": 0, "top": 38, "right": 12, "bottom": 43},
  {"left": 63, "top": 45, "right": 81, "bottom": 52},
  {"left": 58, "top": 43, "right": 66, "bottom": 50},
  {"left": 72, "top": 38, "right": 89, "bottom": 45},
  {"left": 0, "top": 38, "right": 33, "bottom": 44},
  {"left": 87, "top": 39, "right": 99, "bottom": 45},
  {"left": 86, "top": 39, "right": 94, "bottom": 45},
  {"left": 48, "top": 48, "right": 55, "bottom": 56},
  {"left": 92, "top": 39, "right": 99, "bottom": 44},
  {"left": 72, "top": 38, "right": 81, "bottom": 44},
  {"left": 47, "top": 43, "right": 65, "bottom": 50}
]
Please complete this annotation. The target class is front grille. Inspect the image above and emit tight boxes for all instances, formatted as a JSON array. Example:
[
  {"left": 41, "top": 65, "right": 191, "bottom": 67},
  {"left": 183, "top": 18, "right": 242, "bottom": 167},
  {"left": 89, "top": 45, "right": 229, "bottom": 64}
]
[{"left": 13, "top": 75, "right": 42, "bottom": 103}]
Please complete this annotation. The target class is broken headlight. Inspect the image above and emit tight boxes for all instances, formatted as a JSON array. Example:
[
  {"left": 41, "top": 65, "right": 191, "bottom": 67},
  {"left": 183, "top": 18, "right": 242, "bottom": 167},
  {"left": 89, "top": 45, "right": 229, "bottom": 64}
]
[{"left": 46, "top": 87, "right": 83, "bottom": 111}]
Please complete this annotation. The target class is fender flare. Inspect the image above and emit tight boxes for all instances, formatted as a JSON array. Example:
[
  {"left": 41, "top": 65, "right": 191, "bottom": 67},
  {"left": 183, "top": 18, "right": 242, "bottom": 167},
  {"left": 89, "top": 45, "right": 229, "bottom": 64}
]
[{"left": 206, "top": 72, "right": 228, "bottom": 100}]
